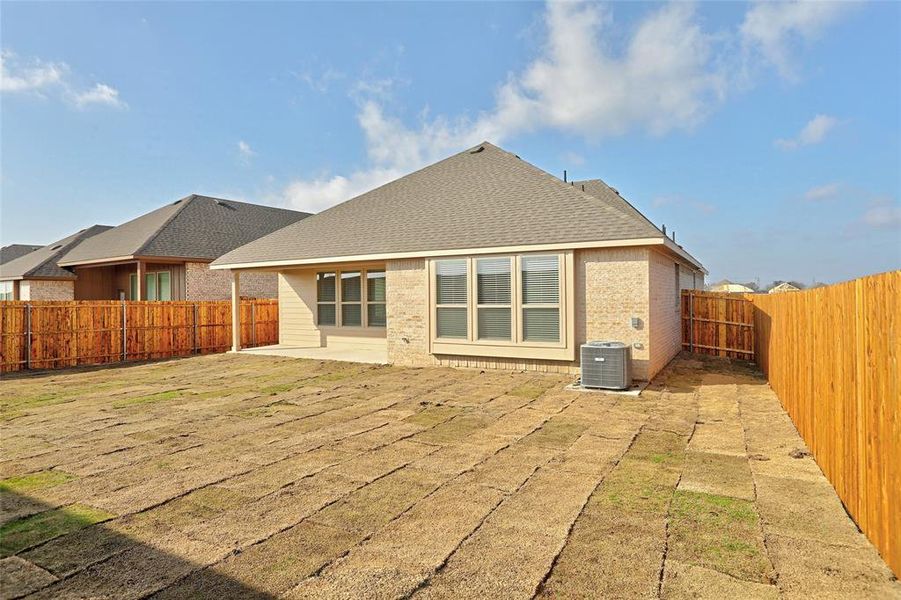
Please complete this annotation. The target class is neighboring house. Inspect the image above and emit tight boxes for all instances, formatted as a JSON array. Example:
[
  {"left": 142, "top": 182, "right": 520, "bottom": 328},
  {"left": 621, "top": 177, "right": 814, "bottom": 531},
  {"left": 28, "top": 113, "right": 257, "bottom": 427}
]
[
  {"left": 213, "top": 142, "right": 706, "bottom": 381},
  {"left": 708, "top": 279, "right": 755, "bottom": 293},
  {"left": 1, "top": 244, "right": 42, "bottom": 265},
  {"left": 768, "top": 282, "right": 801, "bottom": 293},
  {"left": 0, "top": 226, "right": 112, "bottom": 300},
  {"left": 56, "top": 195, "right": 310, "bottom": 301}
]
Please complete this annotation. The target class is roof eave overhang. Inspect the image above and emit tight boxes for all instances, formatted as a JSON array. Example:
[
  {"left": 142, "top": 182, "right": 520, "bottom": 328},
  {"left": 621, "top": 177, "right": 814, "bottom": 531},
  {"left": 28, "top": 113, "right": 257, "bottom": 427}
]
[
  {"left": 59, "top": 254, "right": 215, "bottom": 267},
  {"left": 211, "top": 237, "right": 706, "bottom": 272}
]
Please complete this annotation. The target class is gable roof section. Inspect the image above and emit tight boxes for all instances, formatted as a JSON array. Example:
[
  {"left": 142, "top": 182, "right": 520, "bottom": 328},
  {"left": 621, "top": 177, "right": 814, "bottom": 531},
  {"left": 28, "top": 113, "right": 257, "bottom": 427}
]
[
  {"left": 59, "top": 195, "right": 310, "bottom": 266},
  {"left": 0, "top": 226, "right": 112, "bottom": 280},
  {"left": 213, "top": 142, "right": 699, "bottom": 269},
  {"left": 1, "top": 244, "right": 42, "bottom": 265},
  {"left": 570, "top": 179, "right": 662, "bottom": 234}
]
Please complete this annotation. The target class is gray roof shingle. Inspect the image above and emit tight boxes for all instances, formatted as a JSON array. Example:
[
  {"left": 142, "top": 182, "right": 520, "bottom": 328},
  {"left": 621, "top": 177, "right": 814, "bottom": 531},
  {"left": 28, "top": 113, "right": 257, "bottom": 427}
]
[
  {"left": 59, "top": 195, "right": 310, "bottom": 265},
  {"left": 213, "top": 142, "right": 679, "bottom": 268},
  {"left": 1, "top": 244, "right": 42, "bottom": 265},
  {"left": 0, "top": 226, "right": 112, "bottom": 280}
]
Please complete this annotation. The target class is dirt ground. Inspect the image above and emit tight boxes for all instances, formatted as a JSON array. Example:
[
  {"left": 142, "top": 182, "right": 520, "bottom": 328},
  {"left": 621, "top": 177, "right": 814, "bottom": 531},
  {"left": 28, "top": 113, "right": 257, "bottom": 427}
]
[{"left": 0, "top": 353, "right": 897, "bottom": 599}]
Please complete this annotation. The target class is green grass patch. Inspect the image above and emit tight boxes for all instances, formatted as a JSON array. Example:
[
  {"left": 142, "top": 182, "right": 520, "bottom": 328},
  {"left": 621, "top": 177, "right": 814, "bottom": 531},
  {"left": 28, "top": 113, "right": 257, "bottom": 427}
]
[
  {"left": 509, "top": 382, "right": 548, "bottom": 399},
  {"left": 261, "top": 383, "right": 294, "bottom": 395},
  {"left": 112, "top": 390, "right": 181, "bottom": 409},
  {"left": 668, "top": 490, "right": 771, "bottom": 582},
  {"left": 0, "top": 470, "right": 75, "bottom": 493},
  {"left": 0, "top": 504, "right": 113, "bottom": 557}
]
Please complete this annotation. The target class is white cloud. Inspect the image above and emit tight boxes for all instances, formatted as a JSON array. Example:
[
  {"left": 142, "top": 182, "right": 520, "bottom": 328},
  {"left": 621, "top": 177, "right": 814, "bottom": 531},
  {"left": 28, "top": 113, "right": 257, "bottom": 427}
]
[
  {"left": 0, "top": 51, "right": 65, "bottom": 93},
  {"left": 776, "top": 114, "right": 838, "bottom": 149},
  {"left": 70, "top": 83, "right": 127, "bottom": 109},
  {"left": 741, "top": 1, "right": 857, "bottom": 80},
  {"left": 803, "top": 182, "right": 841, "bottom": 201},
  {"left": 298, "top": 67, "right": 344, "bottom": 94},
  {"left": 277, "top": 1, "right": 849, "bottom": 214},
  {"left": 237, "top": 140, "right": 255, "bottom": 165},
  {"left": 1, "top": 49, "right": 125, "bottom": 109},
  {"left": 859, "top": 198, "right": 901, "bottom": 230}
]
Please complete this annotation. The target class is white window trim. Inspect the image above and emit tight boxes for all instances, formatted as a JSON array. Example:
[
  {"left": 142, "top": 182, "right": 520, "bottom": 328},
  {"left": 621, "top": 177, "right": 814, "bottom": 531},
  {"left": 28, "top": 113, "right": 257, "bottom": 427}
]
[
  {"left": 316, "top": 267, "right": 386, "bottom": 329},
  {"left": 428, "top": 250, "right": 575, "bottom": 361}
]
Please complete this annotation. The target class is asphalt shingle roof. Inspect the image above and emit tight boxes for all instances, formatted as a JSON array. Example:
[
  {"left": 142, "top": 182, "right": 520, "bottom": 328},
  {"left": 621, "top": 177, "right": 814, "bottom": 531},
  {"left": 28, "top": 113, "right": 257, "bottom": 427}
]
[
  {"left": 59, "top": 195, "right": 310, "bottom": 265},
  {"left": 0, "top": 226, "right": 112, "bottom": 280},
  {"left": 213, "top": 142, "right": 672, "bottom": 268},
  {"left": 1, "top": 244, "right": 42, "bottom": 265}
]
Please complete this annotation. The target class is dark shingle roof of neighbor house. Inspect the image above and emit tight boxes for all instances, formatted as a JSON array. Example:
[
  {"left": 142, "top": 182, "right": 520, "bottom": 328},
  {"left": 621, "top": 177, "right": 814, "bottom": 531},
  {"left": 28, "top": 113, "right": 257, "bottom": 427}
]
[
  {"left": 0, "top": 226, "right": 113, "bottom": 280},
  {"left": 213, "top": 141, "right": 701, "bottom": 269},
  {"left": 58, "top": 195, "right": 310, "bottom": 266},
  {"left": 1, "top": 244, "right": 42, "bottom": 265}
]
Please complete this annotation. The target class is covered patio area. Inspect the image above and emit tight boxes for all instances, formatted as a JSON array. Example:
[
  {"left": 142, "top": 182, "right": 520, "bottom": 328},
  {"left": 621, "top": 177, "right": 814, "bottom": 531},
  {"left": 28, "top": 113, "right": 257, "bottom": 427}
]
[{"left": 236, "top": 343, "right": 388, "bottom": 364}]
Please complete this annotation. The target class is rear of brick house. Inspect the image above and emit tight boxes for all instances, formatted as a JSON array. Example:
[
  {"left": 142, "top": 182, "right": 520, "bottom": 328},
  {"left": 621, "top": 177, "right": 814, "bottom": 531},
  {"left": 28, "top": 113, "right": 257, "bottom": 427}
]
[{"left": 216, "top": 142, "right": 705, "bottom": 381}]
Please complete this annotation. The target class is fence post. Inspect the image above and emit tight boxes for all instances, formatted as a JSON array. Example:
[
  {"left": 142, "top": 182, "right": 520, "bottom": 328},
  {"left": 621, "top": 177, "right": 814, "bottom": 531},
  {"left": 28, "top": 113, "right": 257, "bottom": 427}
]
[
  {"left": 251, "top": 301, "right": 256, "bottom": 347},
  {"left": 193, "top": 303, "right": 198, "bottom": 354},
  {"left": 25, "top": 303, "right": 32, "bottom": 370},
  {"left": 121, "top": 301, "right": 127, "bottom": 361}
]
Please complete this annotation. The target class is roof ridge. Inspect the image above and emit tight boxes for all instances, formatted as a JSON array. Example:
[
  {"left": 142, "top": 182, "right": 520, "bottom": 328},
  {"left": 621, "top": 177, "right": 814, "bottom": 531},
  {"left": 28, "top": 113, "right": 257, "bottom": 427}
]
[
  {"left": 133, "top": 194, "right": 196, "bottom": 257},
  {"left": 492, "top": 146, "right": 663, "bottom": 239}
]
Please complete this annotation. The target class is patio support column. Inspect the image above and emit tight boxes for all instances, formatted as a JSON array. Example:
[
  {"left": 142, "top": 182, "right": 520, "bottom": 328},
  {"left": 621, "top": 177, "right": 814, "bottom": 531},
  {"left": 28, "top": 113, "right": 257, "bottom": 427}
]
[
  {"left": 231, "top": 271, "right": 241, "bottom": 352},
  {"left": 136, "top": 260, "right": 146, "bottom": 301}
]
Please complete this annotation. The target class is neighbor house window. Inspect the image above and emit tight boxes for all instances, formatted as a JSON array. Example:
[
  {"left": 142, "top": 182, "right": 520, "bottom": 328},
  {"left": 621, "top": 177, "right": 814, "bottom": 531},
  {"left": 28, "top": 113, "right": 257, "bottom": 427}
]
[
  {"left": 129, "top": 271, "right": 171, "bottom": 300},
  {"left": 430, "top": 252, "right": 570, "bottom": 360},
  {"left": 477, "top": 257, "right": 511, "bottom": 340},
  {"left": 436, "top": 259, "right": 468, "bottom": 339},
  {"left": 317, "top": 272, "right": 337, "bottom": 325},
  {"left": 674, "top": 263, "right": 680, "bottom": 309},
  {"left": 521, "top": 255, "right": 560, "bottom": 342},
  {"left": 0, "top": 281, "right": 13, "bottom": 301},
  {"left": 367, "top": 270, "right": 386, "bottom": 327}
]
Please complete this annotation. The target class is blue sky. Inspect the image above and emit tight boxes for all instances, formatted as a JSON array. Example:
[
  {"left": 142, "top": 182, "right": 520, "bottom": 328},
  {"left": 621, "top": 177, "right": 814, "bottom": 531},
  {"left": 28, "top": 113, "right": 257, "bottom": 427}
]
[{"left": 1, "top": 1, "right": 899, "bottom": 285}]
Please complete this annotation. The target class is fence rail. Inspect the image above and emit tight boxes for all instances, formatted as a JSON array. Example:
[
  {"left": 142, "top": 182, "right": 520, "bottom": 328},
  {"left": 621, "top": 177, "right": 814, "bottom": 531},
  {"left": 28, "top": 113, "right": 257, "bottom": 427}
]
[
  {"left": 681, "top": 273, "right": 900, "bottom": 576},
  {"left": 0, "top": 299, "right": 278, "bottom": 373},
  {"left": 681, "top": 290, "right": 755, "bottom": 358}
]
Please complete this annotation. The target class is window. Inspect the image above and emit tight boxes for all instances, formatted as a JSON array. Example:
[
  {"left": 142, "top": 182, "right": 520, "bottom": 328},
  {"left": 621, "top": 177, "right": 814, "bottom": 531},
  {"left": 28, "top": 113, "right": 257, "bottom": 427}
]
[
  {"left": 341, "top": 271, "right": 362, "bottom": 326},
  {"left": 0, "top": 281, "right": 12, "bottom": 301},
  {"left": 430, "top": 252, "right": 570, "bottom": 360},
  {"left": 130, "top": 271, "right": 171, "bottom": 300},
  {"left": 521, "top": 255, "right": 560, "bottom": 342},
  {"left": 316, "top": 268, "right": 386, "bottom": 328},
  {"left": 674, "top": 263, "right": 680, "bottom": 309},
  {"left": 367, "top": 270, "right": 386, "bottom": 327},
  {"left": 476, "top": 257, "right": 511, "bottom": 340},
  {"left": 158, "top": 272, "right": 171, "bottom": 301},
  {"left": 317, "top": 272, "right": 336, "bottom": 325},
  {"left": 436, "top": 259, "right": 467, "bottom": 339}
]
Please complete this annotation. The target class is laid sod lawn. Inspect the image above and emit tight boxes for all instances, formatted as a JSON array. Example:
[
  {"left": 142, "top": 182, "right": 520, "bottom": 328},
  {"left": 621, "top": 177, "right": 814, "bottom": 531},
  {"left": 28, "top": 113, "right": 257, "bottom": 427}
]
[{"left": 0, "top": 353, "right": 896, "bottom": 598}]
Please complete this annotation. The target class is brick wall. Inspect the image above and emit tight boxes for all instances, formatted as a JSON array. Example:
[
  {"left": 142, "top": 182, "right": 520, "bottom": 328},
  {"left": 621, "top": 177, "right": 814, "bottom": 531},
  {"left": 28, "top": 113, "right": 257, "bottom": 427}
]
[
  {"left": 647, "top": 250, "right": 682, "bottom": 378},
  {"left": 383, "top": 247, "right": 660, "bottom": 380},
  {"left": 185, "top": 262, "right": 278, "bottom": 300},
  {"left": 385, "top": 259, "right": 431, "bottom": 366},
  {"left": 20, "top": 280, "right": 75, "bottom": 301}
]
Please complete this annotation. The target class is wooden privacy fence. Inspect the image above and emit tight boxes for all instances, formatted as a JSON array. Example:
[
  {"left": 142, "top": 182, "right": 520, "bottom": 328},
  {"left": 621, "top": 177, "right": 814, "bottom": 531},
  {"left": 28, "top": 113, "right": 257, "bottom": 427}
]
[
  {"left": 752, "top": 271, "right": 899, "bottom": 577},
  {"left": 682, "top": 272, "right": 900, "bottom": 576},
  {"left": 681, "top": 290, "right": 755, "bottom": 358},
  {"left": 0, "top": 299, "right": 278, "bottom": 373}
]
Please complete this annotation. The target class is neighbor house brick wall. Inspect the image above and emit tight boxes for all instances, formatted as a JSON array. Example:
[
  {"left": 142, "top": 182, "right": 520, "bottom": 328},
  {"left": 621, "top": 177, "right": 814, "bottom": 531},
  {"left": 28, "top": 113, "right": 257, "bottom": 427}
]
[
  {"left": 185, "top": 262, "right": 278, "bottom": 300},
  {"left": 385, "top": 259, "right": 431, "bottom": 366},
  {"left": 20, "top": 280, "right": 75, "bottom": 301}
]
